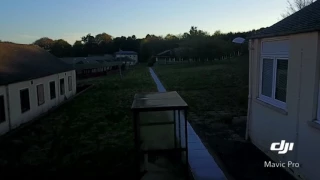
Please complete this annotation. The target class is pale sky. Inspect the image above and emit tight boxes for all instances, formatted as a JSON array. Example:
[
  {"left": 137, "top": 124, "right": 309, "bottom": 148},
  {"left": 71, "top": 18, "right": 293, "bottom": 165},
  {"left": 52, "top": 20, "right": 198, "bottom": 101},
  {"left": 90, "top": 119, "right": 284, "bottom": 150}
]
[{"left": 0, "top": 0, "right": 288, "bottom": 44}]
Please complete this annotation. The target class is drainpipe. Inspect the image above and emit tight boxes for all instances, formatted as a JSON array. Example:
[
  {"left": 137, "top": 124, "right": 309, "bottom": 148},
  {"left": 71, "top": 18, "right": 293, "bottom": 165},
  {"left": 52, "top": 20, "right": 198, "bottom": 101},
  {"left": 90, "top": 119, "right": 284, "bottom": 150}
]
[
  {"left": 245, "top": 40, "right": 254, "bottom": 140},
  {"left": 5, "top": 85, "right": 12, "bottom": 130}
]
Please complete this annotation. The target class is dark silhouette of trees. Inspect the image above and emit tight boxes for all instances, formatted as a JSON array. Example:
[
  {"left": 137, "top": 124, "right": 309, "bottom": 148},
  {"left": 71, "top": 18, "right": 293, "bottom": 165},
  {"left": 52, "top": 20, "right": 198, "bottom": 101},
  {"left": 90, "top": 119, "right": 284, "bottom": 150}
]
[
  {"left": 50, "top": 39, "right": 72, "bottom": 57},
  {"left": 33, "top": 37, "right": 54, "bottom": 50},
  {"left": 32, "top": 26, "right": 255, "bottom": 61},
  {"left": 282, "top": 0, "right": 316, "bottom": 18}
]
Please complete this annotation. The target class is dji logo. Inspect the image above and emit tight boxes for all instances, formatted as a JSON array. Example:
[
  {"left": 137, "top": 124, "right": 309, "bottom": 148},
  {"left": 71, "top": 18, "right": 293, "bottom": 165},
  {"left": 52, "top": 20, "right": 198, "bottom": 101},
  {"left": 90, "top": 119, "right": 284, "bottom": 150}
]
[{"left": 270, "top": 140, "right": 294, "bottom": 154}]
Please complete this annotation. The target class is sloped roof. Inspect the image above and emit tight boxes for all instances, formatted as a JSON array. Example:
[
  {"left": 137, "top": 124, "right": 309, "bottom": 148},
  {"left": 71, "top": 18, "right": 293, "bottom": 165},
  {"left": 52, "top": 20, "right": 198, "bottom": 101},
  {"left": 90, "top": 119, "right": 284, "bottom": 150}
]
[
  {"left": 74, "top": 62, "right": 122, "bottom": 70},
  {"left": 116, "top": 56, "right": 135, "bottom": 62},
  {"left": 60, "top": 55, "right": 127, "bottom": 70},
  {"left": 155, "top": 47, "right": 193, "bottom": 57},
  {"left": 250, "top": 1, "right": 320, "bottom": 39},
  {"left": 156, "top": 50, "right": 173, "bottom": 56},
  {"left": 60, "top": 55, "right": 115, "bottom": 65},
  {"left": 0, "top": 43, "right": 74, "bottom": 85}
]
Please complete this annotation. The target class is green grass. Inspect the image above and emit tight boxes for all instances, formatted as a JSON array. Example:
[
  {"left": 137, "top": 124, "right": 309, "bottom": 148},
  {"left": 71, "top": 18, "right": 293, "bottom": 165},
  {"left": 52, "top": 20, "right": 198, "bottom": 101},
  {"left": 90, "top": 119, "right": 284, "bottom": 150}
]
[
  {"left": 0, "top": 65, "right": 156, "bottom": 178},
  {"left": 153, "top": 56, "right": 249, "bottom": 120}
]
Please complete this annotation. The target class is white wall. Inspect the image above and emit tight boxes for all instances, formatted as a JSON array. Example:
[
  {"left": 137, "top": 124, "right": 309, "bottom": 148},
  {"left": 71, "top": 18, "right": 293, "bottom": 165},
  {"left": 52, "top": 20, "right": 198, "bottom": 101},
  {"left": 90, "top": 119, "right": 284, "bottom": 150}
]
[
  {"left": 116, "top": 54, "right": 138, "bottom": 65},
  {"left": 0, "top": 70, "right": 76, "bottom": 134},
  {"left": 248, "top": 32, "right": 320, "bottom": 180}
]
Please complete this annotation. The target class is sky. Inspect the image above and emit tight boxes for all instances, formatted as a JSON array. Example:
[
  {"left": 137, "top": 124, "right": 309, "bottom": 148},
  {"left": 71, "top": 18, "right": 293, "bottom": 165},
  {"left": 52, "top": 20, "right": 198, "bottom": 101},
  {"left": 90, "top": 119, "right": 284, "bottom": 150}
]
[{"left": 0, "top": 0, "right": 288, "bottom": 44}]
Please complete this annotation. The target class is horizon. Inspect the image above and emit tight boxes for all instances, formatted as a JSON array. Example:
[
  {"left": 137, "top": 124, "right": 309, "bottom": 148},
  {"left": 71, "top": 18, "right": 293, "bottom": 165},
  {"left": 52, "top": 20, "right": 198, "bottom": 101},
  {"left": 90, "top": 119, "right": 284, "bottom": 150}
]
[{"left": 0, "top": 0, "right": 287, "bottom": 45}]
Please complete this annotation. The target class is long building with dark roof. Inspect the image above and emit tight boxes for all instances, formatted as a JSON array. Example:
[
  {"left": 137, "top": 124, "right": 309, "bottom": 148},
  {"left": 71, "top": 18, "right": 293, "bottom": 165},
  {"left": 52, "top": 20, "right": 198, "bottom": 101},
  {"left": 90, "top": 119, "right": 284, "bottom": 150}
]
[{"left": 0, "top": 42, "right": 77, "bottom": 135}]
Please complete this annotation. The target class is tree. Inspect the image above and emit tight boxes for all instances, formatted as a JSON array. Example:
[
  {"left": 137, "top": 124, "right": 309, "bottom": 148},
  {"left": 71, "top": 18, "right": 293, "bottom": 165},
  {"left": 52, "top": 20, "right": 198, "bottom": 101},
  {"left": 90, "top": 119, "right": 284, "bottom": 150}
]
[
  {"left": 95, "top": 33, "right": 112, "bottom": 44},
  {"left": 188, "top": 26, "right": 209, "bottom": 38},
  {"left": 81, "top": 34, "right": 96, "bottom": 44},
  {"left": 72, "top": 40, "right": 86, "bottom": 57},
  {"left": 81, "top": 33, "right": 99, "bottom": 55},
  {"left": 282, "top": 0, "right": 316, "bottom": 18},
  {"left": 213, "top": 30, "right": 222, "bottom": 36},
  {"left": 33, "top": 37, "right": 54, "bottom": 50},
  {"left": 50, "top": 39, "right": 72, "bottom": 57},
  {"left": 165, "top": 34, "right": 178, "bottom": 40}
]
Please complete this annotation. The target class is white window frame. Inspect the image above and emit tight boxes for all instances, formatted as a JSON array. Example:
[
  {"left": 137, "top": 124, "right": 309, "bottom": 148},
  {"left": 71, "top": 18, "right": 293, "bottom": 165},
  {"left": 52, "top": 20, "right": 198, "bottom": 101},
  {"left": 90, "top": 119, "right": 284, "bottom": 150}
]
[
  {"left": 258, "top": 56, "right": 288, "bottom": 110},
  {"left": 36, "top": 83, "right": 45, "bottom": 106}
]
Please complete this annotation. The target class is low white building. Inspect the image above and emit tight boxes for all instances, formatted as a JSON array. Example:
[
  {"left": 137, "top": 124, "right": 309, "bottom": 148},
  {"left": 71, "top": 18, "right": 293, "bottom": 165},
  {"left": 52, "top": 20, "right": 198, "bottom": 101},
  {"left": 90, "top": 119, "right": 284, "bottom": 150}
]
[
  {"left": 0, "top": 42, "right": 77, "bottom": 135},
  {"left": 115, "top": 50, "right": 138, "bottom": 65}
]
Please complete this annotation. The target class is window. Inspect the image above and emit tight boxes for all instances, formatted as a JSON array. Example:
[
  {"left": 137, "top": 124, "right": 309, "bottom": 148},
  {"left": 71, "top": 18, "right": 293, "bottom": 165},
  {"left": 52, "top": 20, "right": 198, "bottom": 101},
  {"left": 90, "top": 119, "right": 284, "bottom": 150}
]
[
  {"left": 50, "top": 81, "right": 56, "bottom": 99},
  {"left": 259, "top": 57, "right": 288, "bottom": 109},
  {"left": 68, "top": 76, "right": 72, "bottom": 91},
  {"left": 20, "top": 89, "right": 30, "bottom": 113},
  {"left": 60, "top": 78, "right": 65, "bottom": 95},
  {"left": 0, "top": 95, "right": 5, "bottom": 123},
  {"left": 37, "top": 84, "right": 45, "bottom": 106}
]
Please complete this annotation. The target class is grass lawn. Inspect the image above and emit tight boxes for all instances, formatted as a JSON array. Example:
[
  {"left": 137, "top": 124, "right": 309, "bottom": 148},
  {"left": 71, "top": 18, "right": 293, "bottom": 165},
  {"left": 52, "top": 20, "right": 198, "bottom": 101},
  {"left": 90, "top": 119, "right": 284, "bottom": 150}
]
[
  {"left": 153, "top": 56, "right": 295, "bottom": 180},
  {"left": 154, "top": 56, "right": 249, "bottom": 120},
  {"left": 0, "top": 65, "right": 156, "bottom": 178}
]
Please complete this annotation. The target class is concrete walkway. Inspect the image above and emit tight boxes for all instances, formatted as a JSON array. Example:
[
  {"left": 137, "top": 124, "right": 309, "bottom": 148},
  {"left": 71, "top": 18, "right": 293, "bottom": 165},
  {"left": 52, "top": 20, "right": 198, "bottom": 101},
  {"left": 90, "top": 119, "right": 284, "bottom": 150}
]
[{"left": 149, "top": 68, "right": 227, "bottom": 180}]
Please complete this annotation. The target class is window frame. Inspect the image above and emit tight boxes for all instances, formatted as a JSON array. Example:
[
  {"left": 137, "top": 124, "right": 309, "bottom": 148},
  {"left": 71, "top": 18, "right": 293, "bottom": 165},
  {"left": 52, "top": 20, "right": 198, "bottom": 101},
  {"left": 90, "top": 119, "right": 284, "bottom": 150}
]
[
  {"left": 68, "top": 76, "right": 72, "bottom": 91},
  {"left": 20, "top": 88, "right": 30, "bottom": 113},
  {"left": 258, "top": 56, "right": 288, "bottom": 110},
  {"left": 60, "top": 78, "right": 65, "bottom": 95},
  {"left": 36, "top": 84, "right": 45, "bottom": 106},
  {"left": 49, "top": 81, "right": 56, "bottom": 100}
]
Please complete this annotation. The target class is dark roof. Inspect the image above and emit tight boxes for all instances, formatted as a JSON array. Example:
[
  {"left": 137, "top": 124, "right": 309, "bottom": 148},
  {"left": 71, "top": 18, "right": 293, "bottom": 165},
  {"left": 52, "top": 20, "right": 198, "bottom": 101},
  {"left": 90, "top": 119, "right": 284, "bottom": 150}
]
[
  {"left": 156, "top": 50, "right": 173, "bottom": 57},
  {"left": 74, "top": 62, "right": 122, "bottom": 70},
  {"left": 155, "top": 50, "right": 175, "bottom": 57},
  {"left": 250, "top": 1, "right": 320, "bottom": 39},
  {"left": 60, "top": 56, "right": 125, "bottom": 70},
  {"left": 0, "top": 43, "right": 74, "bottom": 85},
  {"left": 115, "top": 57, "right": 135, "bottom": 62},
  {"left": 60, "top": 55, "right": 115, "bottom": 64},
  {"left": 115, "top": 50, "right": 137, "bottom": 55}
]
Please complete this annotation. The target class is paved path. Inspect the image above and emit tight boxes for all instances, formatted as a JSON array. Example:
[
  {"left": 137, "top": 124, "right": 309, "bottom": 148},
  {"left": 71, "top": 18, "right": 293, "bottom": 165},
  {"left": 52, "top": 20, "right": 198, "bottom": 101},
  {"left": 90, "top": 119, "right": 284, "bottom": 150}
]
[{"left": 149, "top": 68, "right": 227, "bottom": 180}]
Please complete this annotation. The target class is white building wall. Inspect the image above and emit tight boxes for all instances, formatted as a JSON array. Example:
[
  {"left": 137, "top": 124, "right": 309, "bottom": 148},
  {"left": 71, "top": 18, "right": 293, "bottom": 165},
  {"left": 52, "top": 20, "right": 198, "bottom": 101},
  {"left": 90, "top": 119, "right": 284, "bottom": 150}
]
[
  {"left": 116, "top": 54, "right": 138, "bottom": 65},
  {"left": 248, "top": 32, "right": 320, "bottom": 180},
  {"left": 1, "top": 70, "right": 76, "bottom": 133}
]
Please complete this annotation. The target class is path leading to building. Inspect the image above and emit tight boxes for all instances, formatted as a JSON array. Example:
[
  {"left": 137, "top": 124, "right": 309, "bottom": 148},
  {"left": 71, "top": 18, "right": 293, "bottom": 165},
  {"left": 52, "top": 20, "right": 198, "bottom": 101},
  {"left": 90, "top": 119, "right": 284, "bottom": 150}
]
[{"left": 149, "top": 67, "right": 227, "bottom": 180}]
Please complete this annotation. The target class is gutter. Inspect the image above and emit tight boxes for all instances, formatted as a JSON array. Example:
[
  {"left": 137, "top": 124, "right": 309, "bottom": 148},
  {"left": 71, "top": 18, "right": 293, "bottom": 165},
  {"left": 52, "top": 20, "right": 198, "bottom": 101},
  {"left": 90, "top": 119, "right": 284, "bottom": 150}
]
[{"left": 246, "top": 40, "right": 254, "bottom": 140}]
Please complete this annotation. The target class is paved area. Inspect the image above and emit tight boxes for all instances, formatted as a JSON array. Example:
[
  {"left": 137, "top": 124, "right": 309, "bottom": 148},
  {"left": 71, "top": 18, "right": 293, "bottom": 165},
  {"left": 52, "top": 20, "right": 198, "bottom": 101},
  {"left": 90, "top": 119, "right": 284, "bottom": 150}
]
[{"left": 149, "top": 68, "right": 227, "bottom": 180}]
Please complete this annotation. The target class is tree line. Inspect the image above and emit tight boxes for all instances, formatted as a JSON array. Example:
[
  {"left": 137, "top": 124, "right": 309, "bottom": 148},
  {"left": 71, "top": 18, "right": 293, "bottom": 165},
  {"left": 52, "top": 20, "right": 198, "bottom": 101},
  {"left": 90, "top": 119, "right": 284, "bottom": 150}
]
[{"left": 32, "top": 26, "right": 266, "bottom": 62}]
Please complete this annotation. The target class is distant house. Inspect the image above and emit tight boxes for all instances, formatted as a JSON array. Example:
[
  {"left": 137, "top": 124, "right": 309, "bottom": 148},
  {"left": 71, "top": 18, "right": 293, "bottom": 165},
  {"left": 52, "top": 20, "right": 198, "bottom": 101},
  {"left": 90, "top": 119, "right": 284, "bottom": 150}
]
[
  {"left": 155, "top": 48, "right": 195, "bottom": 65},
  {"left": 116, "top": 56, "right": 136, "bottom": 65},
  {"left": 60, "top": 54, "right": 124, "bottom": 78},
  {"left": 247, "top": 1, "right": 320, "bottom": 180},
  {"left": 154, "top": 50, "right": 175, "bottom": 65},
  {"left": 0, "top": 43, "right": 76, "bottom": 135},
  {"left": 115, "top": 50, "right": 138, "bottom": 65}
]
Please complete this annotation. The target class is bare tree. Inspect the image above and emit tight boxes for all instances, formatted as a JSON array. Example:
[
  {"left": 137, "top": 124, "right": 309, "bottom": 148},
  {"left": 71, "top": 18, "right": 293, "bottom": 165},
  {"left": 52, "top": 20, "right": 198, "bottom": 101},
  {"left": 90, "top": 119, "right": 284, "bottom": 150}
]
[{"left": 282, "top": 0, "right": 316, "bottom": 18}]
